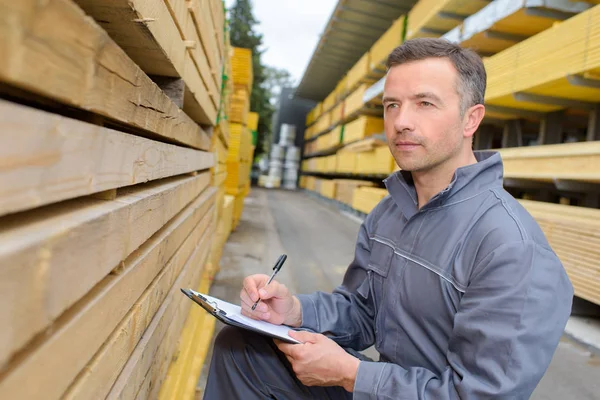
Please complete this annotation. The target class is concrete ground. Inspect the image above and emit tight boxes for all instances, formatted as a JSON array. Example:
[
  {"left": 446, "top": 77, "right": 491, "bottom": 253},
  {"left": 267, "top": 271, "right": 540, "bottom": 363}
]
[{"left": 196, "top": 188, "right": 600, "bottom": 399}]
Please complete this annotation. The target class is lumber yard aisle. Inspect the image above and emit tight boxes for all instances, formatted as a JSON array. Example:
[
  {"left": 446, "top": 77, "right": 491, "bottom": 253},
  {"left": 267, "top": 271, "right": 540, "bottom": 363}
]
[{"left": 0, "top": 1, "right": 255, "bottom": 399}]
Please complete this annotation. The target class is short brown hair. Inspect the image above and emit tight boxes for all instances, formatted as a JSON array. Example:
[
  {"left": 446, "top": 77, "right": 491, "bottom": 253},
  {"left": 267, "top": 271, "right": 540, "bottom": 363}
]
[{"left": 386, "top": 38, "right": 486, "bottom": 116}]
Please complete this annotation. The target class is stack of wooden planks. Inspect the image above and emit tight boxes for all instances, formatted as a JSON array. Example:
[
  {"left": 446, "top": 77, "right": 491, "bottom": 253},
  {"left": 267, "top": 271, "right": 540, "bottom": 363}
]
[
  {"left": 226, "top": 47, "right": 256, "bottom": 228},
  {"left": 0, "top": 0, "right": 250, "bottom": 399},
  {"left": 520, "top": 200, "right": 600, "bottom": 306}
]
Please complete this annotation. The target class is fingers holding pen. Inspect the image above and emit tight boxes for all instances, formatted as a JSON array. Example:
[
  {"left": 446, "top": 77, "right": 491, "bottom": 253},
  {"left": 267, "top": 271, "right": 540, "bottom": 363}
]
[{"left": 240, "top": 289, "right": 271, "bottom": 320}]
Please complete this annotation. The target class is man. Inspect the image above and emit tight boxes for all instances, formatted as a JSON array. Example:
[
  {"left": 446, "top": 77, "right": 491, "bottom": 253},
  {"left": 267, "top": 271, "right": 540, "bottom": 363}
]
[{"left": 204, "top": 38, "right": 573, "bottom": 399}]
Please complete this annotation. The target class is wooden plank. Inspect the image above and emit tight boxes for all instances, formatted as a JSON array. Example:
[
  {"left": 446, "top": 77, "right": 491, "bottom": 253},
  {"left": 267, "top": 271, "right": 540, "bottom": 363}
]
[
  {"left": 105, "top": 225, "right": 213, "bottom": 400},
  {"left": 63, "top": 214, "right": 213, "bottom": 400},
  {"left": 0, "top": 189, "right": 216, "bottom": 399},
  {"left": 344, "top": 137, "right": 387, "bottom": 153},
  {"left": 188, "top": 0, "right": 221, "bottom": 88},
  {"left": 158, "top": 266, "right": 214, "bottom": 400},
  {"left": 0, "top": 0, "right": 210, "bottom": 149},
  {"left": 0, "top": 172, "right": 210, "bottom": 369},
  {"left": 0, "top": 99, "right": 214, "bottom": 217},
  {"left": 73, "top": 0, "right": 217, "bottom": 125},
  {"left": 163, "top": 0, "right": 221, "bottom": 109},
  {"left": 520, "top": 200, "right": 600, "bottom": 306},
  {"left": 498, "top": 141, "right": 600, "bottom": 183},
  {"left": 208, "top": 0, "right": 225, "bottom": 65}
]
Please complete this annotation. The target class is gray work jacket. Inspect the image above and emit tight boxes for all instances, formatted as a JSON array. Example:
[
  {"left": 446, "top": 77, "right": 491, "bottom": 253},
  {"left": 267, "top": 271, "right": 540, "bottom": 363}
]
[{"left": 297, "top": 151, "right": 573, "bottom": 399}]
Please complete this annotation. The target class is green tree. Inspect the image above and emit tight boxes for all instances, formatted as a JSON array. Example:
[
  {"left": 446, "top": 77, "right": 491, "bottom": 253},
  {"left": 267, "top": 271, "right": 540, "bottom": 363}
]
[
  {"left": 263, "top": 66, "right": 296, "bottom": 106},
  {"left": 228, "top": 0, "right": 272, "bottom": 157}
]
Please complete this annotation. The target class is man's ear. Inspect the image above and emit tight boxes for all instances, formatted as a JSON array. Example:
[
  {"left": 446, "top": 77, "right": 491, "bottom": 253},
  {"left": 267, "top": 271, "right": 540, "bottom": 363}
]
[{"left": 463, "top": 104, "right": 485, "bottom": 139}]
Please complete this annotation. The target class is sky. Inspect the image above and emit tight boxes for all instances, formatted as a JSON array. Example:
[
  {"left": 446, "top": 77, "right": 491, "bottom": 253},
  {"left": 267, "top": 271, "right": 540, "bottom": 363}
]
[{"left": 224, "top": 0, "right": 338, "bottom": 85}]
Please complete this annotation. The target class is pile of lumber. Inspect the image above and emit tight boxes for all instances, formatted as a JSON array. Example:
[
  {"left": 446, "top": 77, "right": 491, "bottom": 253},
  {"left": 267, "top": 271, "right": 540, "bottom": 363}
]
[
  {"left": 0, "top": 0, "right": 252, "bottom": 399},
  {"left": 352, "top": 187, "right": 389, "bottom": 214},
  {"left": 225, "top": 47, "right": 257, "bottom": 228},
  {"left": 520, "top": 200, "right": 600, "bottom": 306}
]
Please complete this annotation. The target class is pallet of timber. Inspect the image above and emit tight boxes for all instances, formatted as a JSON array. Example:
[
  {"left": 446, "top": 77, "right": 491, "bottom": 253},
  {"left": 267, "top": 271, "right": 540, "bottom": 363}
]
[
  {"left": 343, "top": 115, "right": 384, "bottom": 144},
  {"left": 347, "top": 53, "right": 373, "bottom": 94},
  {"left": 229, "top": 87, "right": 251, "bottom": 125},
  {"left": 334, "top": 179, "right": 375, "bottom": 206},
  {"left": 158, "top": 265, "right": 217, "bottom": 400},
  {"left": 443, "top": 0, "right": 590, "bottom": 57},
  {"left": 320, "top": 180, "right": 337, "bottom": 199},
  {"left": 322, "top": 90, "right": 338, "bottom": 114},
  {"left": 406, "top": 0, "right": 490, "bottom": 40},
  {"left": 336, "top": 151, "right": 359, "bottom": 174},
  {"left": 231, "top": 47, "right": 253, "bottom": 92},
  {"left": 352, "top": 187, "right": 389, "bottom": 214},
  {"left": 232, "top": 192, "right": 245, "bottom": 230},
  {"left": 484, "top": 5, "right": 600, "bottom": 113},
  {"left": 74, "top": 0, "right": 221, "bottom": 126},
  {"left": 227, "top": 123, "right": 252, "bottom": 162},
  {"left": 344, "top": 84, "right": 383, "bottom": 123},
  {"left": 498, "top": 141, "right": 600, "bottom": 183},
  {"left": 343, "top": 137, "right": 388, "bottom": 153},
  {"left": 0, "top": 100, "right": 213, "bottom": 218},
  {"left": 520, "top": 200, "right": 600, "bottom": 306},
  {"left": 335, "top": 75, "right": 349, "bottom": 102},
  {"left": 0, "top": 178, "right": 216, "bottom": 399},
  {"left": 247, "top": 111, "right": 259, "bottom": 131},
  {"left": 225, "top": 162, "right": 251, "bottom": 195},
  {"left": 330, "top": 101, "right": 345, "bottom": 127},
  {"left": 356, "top": 146, "right": 397, "bottom": 175},
  {"left": 0, "top": 169, "right": 211, "bottom": 369},
  {"left": 0, "top": 0, "right": 211, "bottom": 150},
  {"left": 369, "top": 16, "right": 406, "bottom": 76}
]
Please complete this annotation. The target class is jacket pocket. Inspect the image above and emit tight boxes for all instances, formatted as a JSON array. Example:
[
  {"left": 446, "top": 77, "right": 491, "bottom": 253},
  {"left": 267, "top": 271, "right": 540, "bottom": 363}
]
[{"left": 367, "top": 239, "right": 394, "bottom": 348}]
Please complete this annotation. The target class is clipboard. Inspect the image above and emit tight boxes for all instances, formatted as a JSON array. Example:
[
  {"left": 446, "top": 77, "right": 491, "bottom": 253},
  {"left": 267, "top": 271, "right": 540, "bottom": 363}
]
[{"left": 181, "top": 288, "right": 301, "bottom": 344}]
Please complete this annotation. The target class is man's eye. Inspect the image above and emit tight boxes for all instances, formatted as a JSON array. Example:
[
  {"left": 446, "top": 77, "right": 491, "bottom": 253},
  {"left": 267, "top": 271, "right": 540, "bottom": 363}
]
[
  {"left": 386, "top": 103, "right": 398, "bottom": 109},
  {"left": 420, "top": 101, "right": 433, "bottom": 107}
]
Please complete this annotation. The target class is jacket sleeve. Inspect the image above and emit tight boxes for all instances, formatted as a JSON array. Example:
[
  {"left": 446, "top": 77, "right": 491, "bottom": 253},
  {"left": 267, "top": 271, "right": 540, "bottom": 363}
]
[
  {"left": 296, "top": 205, "right": 381, "bottom": 351},
  {"left": 352, "top": 241, "right": 573, "bottom": 400}
]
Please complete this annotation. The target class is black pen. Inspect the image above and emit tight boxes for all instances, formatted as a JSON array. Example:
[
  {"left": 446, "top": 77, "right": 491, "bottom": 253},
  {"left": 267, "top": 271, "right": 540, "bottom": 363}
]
[{"left": 251, "top": 254, "right": 287, "bottom": 311}]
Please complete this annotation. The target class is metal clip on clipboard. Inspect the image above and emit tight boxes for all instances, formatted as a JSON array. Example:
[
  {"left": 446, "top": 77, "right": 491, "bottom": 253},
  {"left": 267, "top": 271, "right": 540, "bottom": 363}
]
[
  {"left": 180, "top": 288, "right": 228, "bottom": 318},
  {"left": 179, "top": 288, "right": 301, "bottom": 344}
]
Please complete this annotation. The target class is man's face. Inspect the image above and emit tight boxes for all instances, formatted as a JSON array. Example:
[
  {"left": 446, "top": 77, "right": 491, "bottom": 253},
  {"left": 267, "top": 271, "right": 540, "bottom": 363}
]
[{"left": 382, "top": 57, "right": 467, "bottom": 172}]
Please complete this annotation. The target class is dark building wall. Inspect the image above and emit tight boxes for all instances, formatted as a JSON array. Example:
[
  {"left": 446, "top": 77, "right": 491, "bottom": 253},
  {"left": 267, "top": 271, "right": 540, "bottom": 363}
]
[{"left": 271, "top": 87, "right": 316, "bottom": 154}]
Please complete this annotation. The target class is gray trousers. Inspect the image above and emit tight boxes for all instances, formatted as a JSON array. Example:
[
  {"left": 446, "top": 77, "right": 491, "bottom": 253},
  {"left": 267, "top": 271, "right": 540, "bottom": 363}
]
[{"left": 203, "top": 326, "right": 356, "bottom": 399}]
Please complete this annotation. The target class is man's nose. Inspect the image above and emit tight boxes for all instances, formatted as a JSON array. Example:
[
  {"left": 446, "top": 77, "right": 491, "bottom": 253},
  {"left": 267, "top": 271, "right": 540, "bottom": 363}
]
[{"left": 393, "top": 105, "right": 415, "bottom": 133}]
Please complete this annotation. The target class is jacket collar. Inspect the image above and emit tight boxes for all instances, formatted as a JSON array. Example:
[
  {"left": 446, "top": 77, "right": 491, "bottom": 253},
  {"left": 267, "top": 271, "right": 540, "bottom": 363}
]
[{"left": 383, "top": 151, "right": 504, "bottom": 220}]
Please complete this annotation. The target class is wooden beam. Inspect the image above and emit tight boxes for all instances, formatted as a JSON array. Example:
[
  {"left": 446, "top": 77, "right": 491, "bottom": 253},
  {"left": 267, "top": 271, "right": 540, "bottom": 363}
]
[
  {"left": 0, "top": 0, "right": 210, "bottom": 149},
  {"left": 0, "top": 172, "right": 210, "bottom": 369},
  {"left": 498, "top": 141, "right": 600, "bottom": 183},
  {"left": 157, "top": 268, "right": 215, "bottom": 400},
  {"left": 104, "top": 226, "right": 213, "bottom": 400},
  {"left": 187, "top": 0, "right": 222, "bottom": 87},
  {"left": 73, "top": 0, "right": 217, "bottom": 125},
  {"left": 0, "top": 100, "right": 214, "bottom": 217},
  {"left": 520, "top": 200, "right": 600, "bottom": 306},
  {"left": 64, "top": 218, "right": 213, "bottom": 400},
  {"left": 0, "top": 192, "right": 216, "bottom": 400}
]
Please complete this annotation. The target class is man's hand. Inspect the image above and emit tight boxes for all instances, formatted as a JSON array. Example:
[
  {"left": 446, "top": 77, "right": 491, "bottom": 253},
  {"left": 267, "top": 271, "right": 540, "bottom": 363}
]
[
  {"left": 275, "top": 331, "right": 360, "bottom": 392},
  {"left": 240, "top": 274, "right": 302, "bottom": 327}
]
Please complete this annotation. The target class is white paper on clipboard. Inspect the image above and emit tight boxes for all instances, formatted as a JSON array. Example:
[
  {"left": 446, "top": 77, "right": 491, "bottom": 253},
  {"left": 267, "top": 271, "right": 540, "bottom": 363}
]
[{"left": 189, "top": 290, "right": 302, "bottom": 344}]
